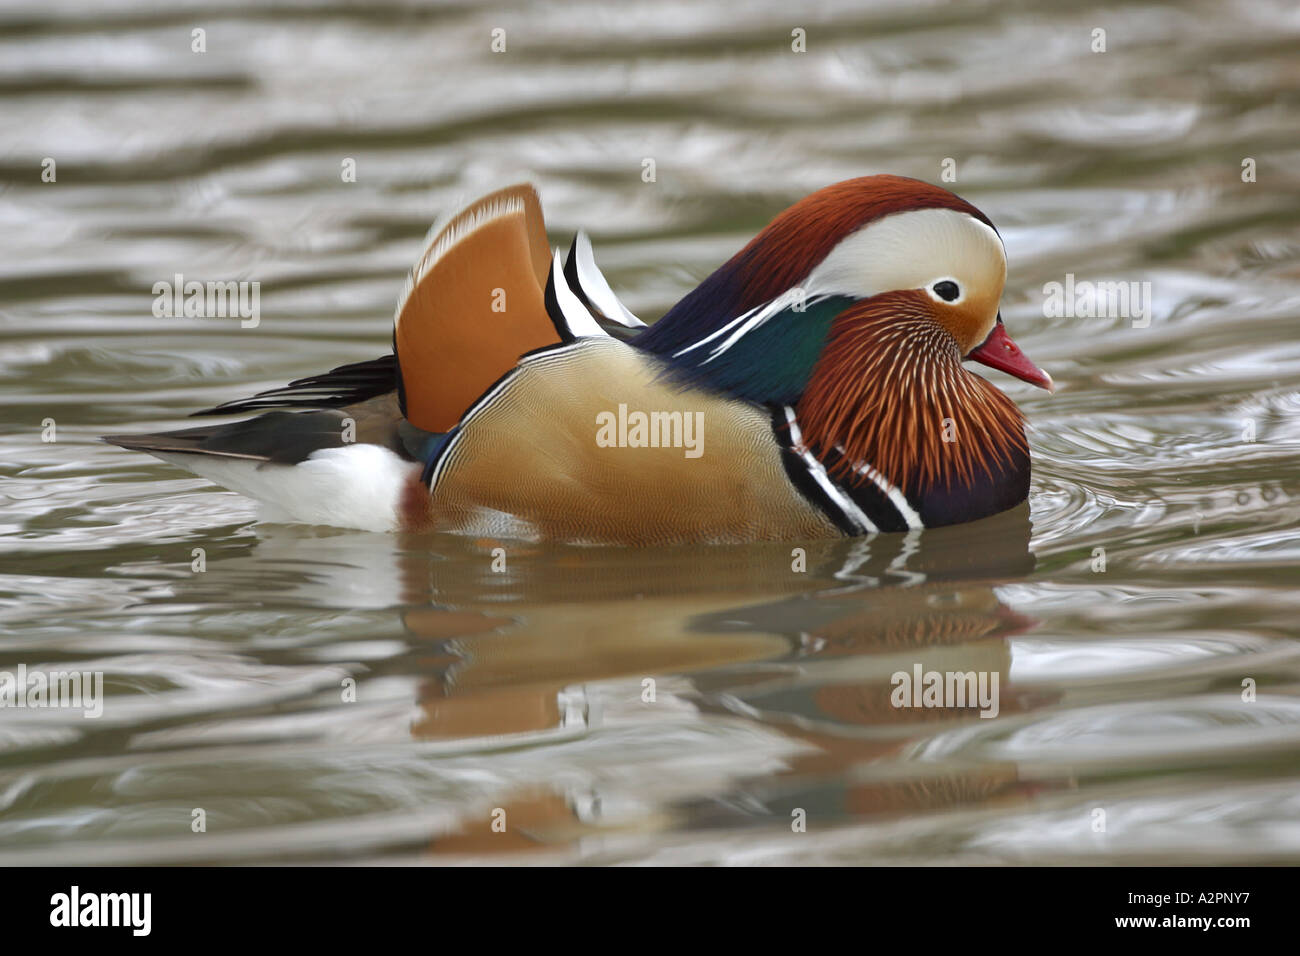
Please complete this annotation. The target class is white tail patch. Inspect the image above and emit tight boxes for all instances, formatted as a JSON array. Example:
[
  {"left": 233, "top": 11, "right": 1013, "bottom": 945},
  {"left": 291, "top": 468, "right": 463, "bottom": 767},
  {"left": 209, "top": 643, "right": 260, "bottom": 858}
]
[{"left": 152, "top": 444, "right": 416, "bottom": 532}]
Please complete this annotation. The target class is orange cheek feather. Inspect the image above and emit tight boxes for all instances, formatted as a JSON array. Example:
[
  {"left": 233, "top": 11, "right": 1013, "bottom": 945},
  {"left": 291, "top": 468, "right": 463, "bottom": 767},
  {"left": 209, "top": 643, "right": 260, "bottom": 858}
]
[{"left": 940, "top": 294, "right": 1000, "bottom": 356}]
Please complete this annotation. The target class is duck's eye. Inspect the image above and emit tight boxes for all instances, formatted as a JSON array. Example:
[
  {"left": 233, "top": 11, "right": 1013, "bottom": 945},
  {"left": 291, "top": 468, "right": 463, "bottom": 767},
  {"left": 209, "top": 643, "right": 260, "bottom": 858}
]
[{"left": 932, "top": 280, "right": 961, "bottom": 302}]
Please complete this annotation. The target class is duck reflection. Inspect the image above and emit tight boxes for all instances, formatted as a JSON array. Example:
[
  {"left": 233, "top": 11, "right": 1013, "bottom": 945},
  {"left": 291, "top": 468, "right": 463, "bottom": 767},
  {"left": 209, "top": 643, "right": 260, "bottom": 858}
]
[
  {"left": 374, "top": 504, "right": 1052, "bottom": 854},
  {"left": 165, "top": 503, "right": 1048, "bottom": 855}
]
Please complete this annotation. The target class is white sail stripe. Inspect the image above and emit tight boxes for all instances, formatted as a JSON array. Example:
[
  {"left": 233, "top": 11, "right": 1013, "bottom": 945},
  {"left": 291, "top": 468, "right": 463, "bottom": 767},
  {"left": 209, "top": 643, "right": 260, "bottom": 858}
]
[
  {"left": 551, "top": 249, "right": 607, "bottom": 339},
  {"left": 572, "top": 231, "right": 645, "bottom": 328}
]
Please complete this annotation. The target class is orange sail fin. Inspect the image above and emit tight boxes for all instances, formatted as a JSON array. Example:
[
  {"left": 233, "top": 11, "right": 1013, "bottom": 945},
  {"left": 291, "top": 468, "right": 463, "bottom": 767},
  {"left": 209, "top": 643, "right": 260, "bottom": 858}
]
[{"left": 394, "top": 184, "right": 560, "bottom": 432}]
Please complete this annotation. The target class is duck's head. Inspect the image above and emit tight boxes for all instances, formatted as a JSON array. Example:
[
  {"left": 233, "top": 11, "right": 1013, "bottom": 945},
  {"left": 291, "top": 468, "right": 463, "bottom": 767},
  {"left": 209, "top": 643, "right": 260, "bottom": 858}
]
[{"left": 639, "top": 175, "right": 1052, "bottom": 494}]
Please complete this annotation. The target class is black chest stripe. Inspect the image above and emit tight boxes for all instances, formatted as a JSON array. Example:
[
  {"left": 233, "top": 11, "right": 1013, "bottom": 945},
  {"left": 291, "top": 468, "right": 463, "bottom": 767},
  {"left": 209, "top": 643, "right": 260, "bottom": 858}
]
[
  {"left": 819, "top": 446, "right": 914, "bottom": 533},
  {"left": 770, "top": 407, "right": 915, "bottom": 535}
]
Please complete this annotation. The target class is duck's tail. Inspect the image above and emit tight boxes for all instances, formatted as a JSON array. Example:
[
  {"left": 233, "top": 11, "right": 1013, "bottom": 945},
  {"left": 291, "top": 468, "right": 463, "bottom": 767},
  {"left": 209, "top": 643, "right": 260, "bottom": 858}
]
[{"left": 102, "top": 183, "right": 641, "bottom": 530}]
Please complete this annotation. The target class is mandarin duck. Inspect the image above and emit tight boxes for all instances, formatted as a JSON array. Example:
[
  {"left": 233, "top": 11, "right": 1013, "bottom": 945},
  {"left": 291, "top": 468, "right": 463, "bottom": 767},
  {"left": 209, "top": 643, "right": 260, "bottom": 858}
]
[{"left": 108, "top": 176, "right": 1053, "bottom": 544}]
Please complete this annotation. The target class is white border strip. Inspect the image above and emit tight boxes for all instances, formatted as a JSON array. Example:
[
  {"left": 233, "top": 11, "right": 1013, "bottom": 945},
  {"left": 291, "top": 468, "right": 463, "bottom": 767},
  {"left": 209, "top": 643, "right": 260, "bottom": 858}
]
[
  {"left": 784, "top": 406, "right": 877, "bottom": 534},
  {"left": 853, "top": 459, "right": 924, "bottom": 530}
]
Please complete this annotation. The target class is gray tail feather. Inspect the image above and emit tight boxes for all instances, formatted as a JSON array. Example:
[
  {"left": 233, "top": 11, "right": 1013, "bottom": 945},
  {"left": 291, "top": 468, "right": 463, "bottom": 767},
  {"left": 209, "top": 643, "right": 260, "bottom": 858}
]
[{"left": 103, "top": 410, "right": 357, "bottom": 465}]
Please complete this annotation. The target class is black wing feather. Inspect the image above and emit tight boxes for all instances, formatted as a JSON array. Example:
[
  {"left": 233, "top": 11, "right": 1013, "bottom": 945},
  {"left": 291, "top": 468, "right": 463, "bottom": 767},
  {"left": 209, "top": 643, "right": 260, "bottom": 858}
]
[{"left": 190, "top": 354, "right": 399, "bottom": 417}]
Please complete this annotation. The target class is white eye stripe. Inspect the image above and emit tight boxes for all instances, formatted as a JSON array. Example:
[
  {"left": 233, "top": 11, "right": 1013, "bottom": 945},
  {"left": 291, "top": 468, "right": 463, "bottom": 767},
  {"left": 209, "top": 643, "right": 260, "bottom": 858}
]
[
  {"left": 806, "top": 208, "right": 1004, "bottom": 304},
  {"left": 926, "top": 277, "right": 964, "bottom": 305}
]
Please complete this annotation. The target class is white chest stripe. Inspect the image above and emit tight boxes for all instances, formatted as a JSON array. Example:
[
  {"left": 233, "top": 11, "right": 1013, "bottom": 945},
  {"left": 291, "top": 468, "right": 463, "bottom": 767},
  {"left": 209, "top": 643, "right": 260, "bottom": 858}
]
[
  {"left": 783, "top": 406, "right": 877, "bottom": 535},
  {"left": 853, "top": 459, "right": 925, "bottom": 530}
]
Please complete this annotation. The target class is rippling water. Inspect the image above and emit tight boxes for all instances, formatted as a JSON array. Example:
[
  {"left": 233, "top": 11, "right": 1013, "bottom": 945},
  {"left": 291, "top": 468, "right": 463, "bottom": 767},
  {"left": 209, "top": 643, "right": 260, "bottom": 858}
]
[{"left": 2, "top": 0, "right": 1299, "bottom": 864}]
